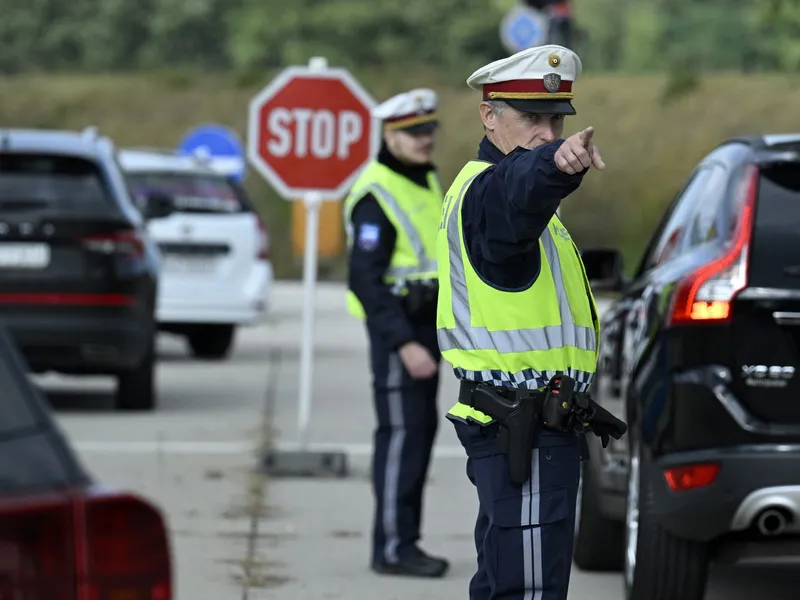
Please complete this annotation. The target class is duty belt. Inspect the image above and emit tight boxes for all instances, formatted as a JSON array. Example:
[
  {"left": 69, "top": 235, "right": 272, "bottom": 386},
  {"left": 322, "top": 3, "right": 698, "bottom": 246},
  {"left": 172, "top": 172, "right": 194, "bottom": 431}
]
[{"left": 457, "top": 375, "right": 627, "bottom": 485}]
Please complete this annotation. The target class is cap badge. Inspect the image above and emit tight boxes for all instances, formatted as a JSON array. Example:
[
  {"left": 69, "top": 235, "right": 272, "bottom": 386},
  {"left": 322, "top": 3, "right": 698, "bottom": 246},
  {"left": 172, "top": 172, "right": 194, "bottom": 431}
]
[
  {"left": 548, "top": 54, "right": 561, "bottom": 68},
  {"left": 543, "top": 73, "right": 562, "bottom": 93}
]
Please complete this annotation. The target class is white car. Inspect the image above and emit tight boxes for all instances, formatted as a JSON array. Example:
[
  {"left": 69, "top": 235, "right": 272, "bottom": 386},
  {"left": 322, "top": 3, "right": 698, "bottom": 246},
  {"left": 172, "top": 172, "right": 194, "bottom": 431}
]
[{"left": 117, "top": 148, "right": 273, "bottom": 360}]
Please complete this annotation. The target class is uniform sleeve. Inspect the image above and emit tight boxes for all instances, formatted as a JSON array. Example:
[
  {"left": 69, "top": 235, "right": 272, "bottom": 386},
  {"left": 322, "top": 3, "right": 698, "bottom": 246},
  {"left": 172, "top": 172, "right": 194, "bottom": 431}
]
[
  {"left": 462, "top": 139, "right": 585, "bottom": 288},
  {"left": 347, "top": 194, "right": 416, "bottom": 350}
]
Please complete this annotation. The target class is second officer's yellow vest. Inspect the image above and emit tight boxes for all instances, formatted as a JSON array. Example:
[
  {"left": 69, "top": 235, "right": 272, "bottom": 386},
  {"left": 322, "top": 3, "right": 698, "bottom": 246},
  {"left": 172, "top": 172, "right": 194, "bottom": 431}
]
[
  {"left": 344, "top": 161, "right": 443, "bottom": 320},
  {"left": 436, "top": 160, "right": 601, "bottom": 424}
]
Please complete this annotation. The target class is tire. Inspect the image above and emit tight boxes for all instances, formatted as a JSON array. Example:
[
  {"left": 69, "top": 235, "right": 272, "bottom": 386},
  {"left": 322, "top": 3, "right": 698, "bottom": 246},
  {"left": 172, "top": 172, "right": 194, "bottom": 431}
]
[
  {"left": 624, "top": 442, "right": 709, "bottom": 600},
  {"left": 573, "top": 460, "right": 625, "bottom": 571},
  {"left": 187, "top": 324, "right": 236, "bottom": 360},
  {"left": 116, "top": 336, "right": 156, "bottom": 411}
]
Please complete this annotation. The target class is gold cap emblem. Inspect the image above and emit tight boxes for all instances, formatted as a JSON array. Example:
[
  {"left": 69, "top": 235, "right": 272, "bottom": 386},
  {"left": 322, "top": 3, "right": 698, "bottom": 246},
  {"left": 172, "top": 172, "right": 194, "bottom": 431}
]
[{"left": 548, "top": 54, "right": 561, "bottom": 68}]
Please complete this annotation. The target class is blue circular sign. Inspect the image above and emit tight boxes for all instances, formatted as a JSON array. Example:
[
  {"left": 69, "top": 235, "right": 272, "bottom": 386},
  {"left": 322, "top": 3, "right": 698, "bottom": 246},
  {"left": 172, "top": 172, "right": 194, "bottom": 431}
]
[
  {"left": 178, "top": 124, "right": 247, "bottom": 183},
  {"left": 500, "top": 5, "right": 548, "bottom": 55}
]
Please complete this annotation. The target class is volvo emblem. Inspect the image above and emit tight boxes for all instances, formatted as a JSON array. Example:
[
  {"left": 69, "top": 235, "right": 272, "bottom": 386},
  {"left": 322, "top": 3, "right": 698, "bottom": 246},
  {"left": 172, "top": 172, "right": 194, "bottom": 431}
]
[{"left": 741, "top": 365, "right": 796, "bottom": 388}]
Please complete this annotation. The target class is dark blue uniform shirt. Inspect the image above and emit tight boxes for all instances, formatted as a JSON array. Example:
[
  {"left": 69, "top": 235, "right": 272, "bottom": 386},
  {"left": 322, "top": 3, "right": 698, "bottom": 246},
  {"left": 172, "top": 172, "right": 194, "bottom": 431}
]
[
  {"left": 348, "top": 144, "right": 437, "bottom": 350},
  {"left": 463, "top": 137, "right": 585, "bottom": 290}
]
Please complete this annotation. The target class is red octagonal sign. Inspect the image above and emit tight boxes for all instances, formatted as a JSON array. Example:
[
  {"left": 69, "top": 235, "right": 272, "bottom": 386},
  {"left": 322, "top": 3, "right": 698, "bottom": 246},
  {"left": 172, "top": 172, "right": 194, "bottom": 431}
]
[{"left": 247, "top": 65, "right": 379, "bottom": 201}]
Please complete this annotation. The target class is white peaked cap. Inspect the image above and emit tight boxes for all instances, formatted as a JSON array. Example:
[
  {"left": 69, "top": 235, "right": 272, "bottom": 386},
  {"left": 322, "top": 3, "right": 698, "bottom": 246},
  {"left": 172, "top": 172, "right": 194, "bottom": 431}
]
[
  {"left": 466, "top": 45, "right": 583, "bottom": 115},
  {"left": 372, "top": 88, "right": 439, "bottom": 132}
]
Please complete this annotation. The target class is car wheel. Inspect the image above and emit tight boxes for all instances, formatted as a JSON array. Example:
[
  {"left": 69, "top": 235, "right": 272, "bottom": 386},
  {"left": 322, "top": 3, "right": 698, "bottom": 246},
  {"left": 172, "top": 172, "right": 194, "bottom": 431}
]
[
  {"left": 187, "top": 324, "right": 236, "bottom": 360},
  {"left": 573, "top": 460, "right": 625, "bottom": 571},
  {"left": 116, "top": 336, "right": 156, "bottom": 411},
  {"left": 624, "top": 441, "right": 709, "bottom": 600}
]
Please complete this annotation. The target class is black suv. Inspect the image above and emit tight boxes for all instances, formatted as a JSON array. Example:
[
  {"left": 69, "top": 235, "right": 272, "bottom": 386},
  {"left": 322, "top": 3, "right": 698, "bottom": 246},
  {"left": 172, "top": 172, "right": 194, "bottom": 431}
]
[
  {"left": 0, "top": 128, "right": 173, "bottom": 411},
  {"left": 575, "top": 133, "right": 800, "bottom": 599}
]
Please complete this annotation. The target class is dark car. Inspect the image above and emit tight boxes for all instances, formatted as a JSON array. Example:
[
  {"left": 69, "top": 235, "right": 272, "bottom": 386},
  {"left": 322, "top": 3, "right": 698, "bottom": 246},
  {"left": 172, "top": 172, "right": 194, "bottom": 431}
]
[
  {"left": 574, "top": 133, "right": 800, "bottom": 600},
  {"left": 0, "top": 323, "right": 172, "bottom": 597},
  {"left": 0, "top": 128, "right": 174, "bottom": 410}
]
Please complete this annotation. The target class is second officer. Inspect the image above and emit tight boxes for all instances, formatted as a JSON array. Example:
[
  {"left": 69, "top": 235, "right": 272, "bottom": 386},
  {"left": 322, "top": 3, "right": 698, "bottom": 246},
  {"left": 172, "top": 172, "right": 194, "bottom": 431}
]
[{"left": 344, "top": 88, "right": 448, "bottom": 578}]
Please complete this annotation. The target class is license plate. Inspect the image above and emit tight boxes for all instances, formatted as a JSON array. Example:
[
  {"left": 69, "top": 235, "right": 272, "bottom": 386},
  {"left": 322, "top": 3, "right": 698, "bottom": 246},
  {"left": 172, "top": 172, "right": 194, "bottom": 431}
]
[
  {"left": 163, "top": 255, "right": 215, "bottom": 273},
  {"left": 0, "top": 243, "right": 51, "bottom": 269}
]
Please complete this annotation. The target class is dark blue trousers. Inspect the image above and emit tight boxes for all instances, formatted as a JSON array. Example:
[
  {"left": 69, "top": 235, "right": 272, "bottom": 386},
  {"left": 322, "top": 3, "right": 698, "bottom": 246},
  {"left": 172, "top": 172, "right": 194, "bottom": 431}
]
[
  {"left": 369, "top": 323, "right": 440, "bottom": 564},
  {"left": 453, "top": 419, "right": 581, "bottom": 600}
]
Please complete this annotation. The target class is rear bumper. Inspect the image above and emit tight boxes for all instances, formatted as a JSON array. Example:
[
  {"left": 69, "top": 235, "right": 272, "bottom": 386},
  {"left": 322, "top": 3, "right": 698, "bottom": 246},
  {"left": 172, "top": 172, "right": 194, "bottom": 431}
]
[
  {"left": 156, "top": 260, "right": 273, "bottom": 325},
  {"left": 652, "top": 444, "right": 800, "bottom": 543},
  {"left": 1, "top": 313, "right": 152, "bottom": 373}
]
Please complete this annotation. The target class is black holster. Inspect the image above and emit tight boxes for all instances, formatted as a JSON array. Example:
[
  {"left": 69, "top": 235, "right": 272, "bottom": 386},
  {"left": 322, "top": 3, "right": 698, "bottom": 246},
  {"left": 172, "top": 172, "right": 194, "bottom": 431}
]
[{"left": 469, "top": 385, "right": 544, "bottom": 485}]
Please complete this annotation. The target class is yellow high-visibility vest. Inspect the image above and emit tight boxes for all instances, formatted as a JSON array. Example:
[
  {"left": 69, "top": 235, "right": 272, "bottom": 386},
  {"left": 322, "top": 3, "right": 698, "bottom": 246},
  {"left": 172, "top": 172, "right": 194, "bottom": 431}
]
[
  {"left": 436, "top": 160, "right": 600, "bottom": 424},
  {"left": 343, "top": 161, "right": 443, "bottom": 320}
]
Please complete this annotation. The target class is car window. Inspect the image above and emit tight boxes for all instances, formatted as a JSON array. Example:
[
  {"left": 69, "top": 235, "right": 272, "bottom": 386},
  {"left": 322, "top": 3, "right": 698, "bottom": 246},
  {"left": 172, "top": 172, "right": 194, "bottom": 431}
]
[
  {"left": 642, "top": 167, "right": 714, "bottom": 270},
  {"left": 125, "top": 171, "right": 251, "bottom": 215},
  {"left": 0, "top": 326, "right": 88, "bottom": 493},
  {"left": 684, "top": 163, "right": 729, "bottom": 249},
  {"left": 749, "top": 163, "right": 800, "bottom": 289},
  {"left": 0, "top": 154, "right": 111, "bottom": 210}
]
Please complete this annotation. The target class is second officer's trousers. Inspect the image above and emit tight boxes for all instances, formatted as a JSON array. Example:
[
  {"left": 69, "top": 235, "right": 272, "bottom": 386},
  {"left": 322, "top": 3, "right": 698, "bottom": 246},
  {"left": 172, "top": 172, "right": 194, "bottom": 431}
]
[{"left": 368, "top": 323, "right": 440, "bottom": 565}]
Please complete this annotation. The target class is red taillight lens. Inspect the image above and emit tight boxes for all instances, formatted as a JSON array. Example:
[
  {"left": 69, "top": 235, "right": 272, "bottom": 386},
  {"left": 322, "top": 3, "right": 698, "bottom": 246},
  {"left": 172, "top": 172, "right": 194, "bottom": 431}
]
[
  {"left": 0, "top": 494, "right": 75, "bottom": 600},
  {"left": 669, "top": 165, "right": 759, "bottom": 324},
  {"left": 81, "top": 493, "right": 171, "bottom": 600},
  {"left": 0, "top": 293, "right": 135, "bottom": 306},
  {"left": 664, "top": 463, "right": 720, "bottom": 492},
  {"left": 82, "top": 231, "right": 146, "bottom": 260},
  {"left": 256, "top": 217, "right": 270, "bottom": 261}
]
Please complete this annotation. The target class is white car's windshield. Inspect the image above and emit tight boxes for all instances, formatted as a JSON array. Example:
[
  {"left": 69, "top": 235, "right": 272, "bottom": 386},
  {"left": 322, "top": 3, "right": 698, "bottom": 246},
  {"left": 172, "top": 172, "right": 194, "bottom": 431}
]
[{"left": 126, "top": 171, "right": 246, "bottom": 214}]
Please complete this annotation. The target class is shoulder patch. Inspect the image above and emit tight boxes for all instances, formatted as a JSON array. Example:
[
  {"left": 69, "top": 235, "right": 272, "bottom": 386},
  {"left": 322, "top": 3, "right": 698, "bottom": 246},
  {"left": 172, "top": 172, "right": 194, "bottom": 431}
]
[{"left": 357, "top": 222, "right": 381, "bottom": 251}]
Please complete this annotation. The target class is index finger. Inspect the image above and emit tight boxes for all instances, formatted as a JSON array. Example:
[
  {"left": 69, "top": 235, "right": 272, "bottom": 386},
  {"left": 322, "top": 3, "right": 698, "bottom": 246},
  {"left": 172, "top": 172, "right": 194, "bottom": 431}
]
[{"left": 591, "top": 147, "right": 606, "bottom": 171}]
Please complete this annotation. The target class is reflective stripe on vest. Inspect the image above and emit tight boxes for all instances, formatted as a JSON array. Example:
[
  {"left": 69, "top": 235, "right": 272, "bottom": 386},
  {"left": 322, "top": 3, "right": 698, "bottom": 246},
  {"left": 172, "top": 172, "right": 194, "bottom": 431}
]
[
  {"left": 344, "top": 162, "right": 442, "bottom": 319},
  {"left": 345, "top": 182, "right": 437, "bottom": 282},
  {"left": 436, "top": 160, "right": 600, "bottom": 423}
]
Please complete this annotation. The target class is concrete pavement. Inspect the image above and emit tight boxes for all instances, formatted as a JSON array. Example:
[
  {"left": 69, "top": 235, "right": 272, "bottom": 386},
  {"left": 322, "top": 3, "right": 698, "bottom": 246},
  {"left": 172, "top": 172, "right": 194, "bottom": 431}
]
[{"left": 40, "top": 280, "right": 800, "bottom": 599}]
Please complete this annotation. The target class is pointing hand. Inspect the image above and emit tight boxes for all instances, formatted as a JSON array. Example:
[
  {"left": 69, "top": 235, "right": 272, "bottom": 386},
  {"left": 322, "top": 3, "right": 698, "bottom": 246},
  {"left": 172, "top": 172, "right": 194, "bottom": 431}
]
[{"left": 554, "top": 126, "right": 606, "bottom": 175}]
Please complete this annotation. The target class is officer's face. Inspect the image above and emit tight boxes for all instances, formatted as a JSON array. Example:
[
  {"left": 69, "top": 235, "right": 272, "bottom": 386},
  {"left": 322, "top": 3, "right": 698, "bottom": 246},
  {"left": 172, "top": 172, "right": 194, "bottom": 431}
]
[
  {"left": 481, "top": 103, "right": 565, "bottom": 154},
  {"left": 385, "top": 129, "right": 436, "bottom": 165}
]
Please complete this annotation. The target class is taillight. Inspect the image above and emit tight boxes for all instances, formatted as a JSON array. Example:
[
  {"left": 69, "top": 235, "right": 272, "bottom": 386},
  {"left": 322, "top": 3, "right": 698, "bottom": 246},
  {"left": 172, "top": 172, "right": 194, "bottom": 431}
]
[
  {"left": 664, "top": 463, "right": 720, "bottom": 492},
  {"left": 82, "top": 231, "right": 146, "bottom": 260},
  {"left": 79, "top": 492, "right": 172, "bottom": 600},
  {"left": 0, "top": 494, "right": 76, "bottom": 600},
  {"left": 669, "top": 165, "right": 759, "bottom": 324},
  {"left": 256, "top": 217, "right": 270, "bottom": 261}
]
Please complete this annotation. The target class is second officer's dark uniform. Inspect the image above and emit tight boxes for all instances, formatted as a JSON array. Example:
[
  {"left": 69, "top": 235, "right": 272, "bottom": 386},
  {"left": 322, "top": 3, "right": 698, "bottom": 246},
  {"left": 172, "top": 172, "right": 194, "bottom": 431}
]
[{"left": 343, "top": 88, "right": 448, "bottom": 578}]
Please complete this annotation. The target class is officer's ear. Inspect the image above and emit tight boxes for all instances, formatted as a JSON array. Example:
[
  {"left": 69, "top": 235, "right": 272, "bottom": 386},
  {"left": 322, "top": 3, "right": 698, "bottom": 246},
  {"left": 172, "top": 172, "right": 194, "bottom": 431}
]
[
  {"left": 479, "top": 102, "right": 498, "bottom": 132},
  {"left": 383, "top": 128, "right": 399, "bottom": 152}
]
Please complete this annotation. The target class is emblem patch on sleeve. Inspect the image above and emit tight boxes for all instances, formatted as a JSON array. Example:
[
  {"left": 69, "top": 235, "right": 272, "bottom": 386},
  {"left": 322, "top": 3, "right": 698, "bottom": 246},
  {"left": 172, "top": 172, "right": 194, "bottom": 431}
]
[{"left": 357, "top": 223, "right": 381, "bottom": 251}]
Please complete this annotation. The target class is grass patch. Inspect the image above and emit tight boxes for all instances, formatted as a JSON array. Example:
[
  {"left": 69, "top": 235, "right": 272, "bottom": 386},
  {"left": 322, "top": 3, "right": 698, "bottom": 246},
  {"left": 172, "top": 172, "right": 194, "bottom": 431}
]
[{"left": 3, "top": 69, "right": 800, "bottom": 276}]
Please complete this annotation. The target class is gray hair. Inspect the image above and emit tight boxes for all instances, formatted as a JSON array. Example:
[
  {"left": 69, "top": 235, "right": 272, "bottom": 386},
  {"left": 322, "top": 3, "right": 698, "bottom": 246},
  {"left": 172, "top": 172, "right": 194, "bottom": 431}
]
[
  {"left": 481, "top": 100, "right": 508, "bottom": 132},
  {"left": 486, "top": 100, "right": 507, "bottom": 115}
]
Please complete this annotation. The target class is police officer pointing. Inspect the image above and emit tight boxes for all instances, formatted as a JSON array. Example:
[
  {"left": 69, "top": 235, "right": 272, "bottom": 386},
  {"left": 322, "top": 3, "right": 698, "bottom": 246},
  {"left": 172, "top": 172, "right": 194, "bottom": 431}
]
[
  {"left": 344, "top": 89, "right": 449, "bottom": 578},
  {"left": 436, "top": 45, "right": 627, "bottom": 599}
]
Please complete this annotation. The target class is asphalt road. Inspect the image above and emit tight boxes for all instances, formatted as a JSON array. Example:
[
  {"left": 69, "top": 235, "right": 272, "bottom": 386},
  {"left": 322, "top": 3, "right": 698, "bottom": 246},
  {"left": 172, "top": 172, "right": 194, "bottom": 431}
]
[{"left": 36, "top": 281, "right": 800, "bottom": 599}]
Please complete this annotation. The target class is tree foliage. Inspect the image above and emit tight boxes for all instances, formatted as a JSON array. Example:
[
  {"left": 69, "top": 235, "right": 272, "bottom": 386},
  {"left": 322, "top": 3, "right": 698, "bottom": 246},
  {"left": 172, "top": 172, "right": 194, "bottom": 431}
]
[{"left": 0, "top": 0, "right": 798, "bottom": 74}]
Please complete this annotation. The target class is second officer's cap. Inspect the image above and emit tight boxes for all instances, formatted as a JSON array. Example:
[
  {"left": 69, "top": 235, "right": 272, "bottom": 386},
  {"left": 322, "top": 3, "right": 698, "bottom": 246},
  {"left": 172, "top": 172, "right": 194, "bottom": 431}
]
[
  {"left": 373, "top": 88, "right": 439, "bottom": 134},
  {"left": 466, "top": 44, "right": 583, "bottom": 116}
]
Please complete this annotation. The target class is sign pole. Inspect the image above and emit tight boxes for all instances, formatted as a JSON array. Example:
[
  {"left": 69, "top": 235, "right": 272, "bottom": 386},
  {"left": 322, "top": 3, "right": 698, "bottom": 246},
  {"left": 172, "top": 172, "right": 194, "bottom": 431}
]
[
  {"left": 296, "top": 191, "right": 322, "bottom": 450},
  {"left": 247, "top": 54, "right": 378, "bottom": 478},
  {"left": 294, "top": 55, "right": 329, "bottom": 452}
]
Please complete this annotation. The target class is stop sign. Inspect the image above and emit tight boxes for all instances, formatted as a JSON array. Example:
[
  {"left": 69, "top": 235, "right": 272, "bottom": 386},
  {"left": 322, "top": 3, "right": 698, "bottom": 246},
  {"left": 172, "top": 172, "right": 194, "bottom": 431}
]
[{"left": 247, "top": 65, "right": 379, "bottom": 201}]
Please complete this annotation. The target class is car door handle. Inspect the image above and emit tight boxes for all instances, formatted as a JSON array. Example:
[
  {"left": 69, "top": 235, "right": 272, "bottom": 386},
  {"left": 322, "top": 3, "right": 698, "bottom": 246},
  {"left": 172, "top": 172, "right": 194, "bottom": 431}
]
[{"left": 773, "top": 311, "right": 800, "bottom": 326}]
